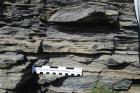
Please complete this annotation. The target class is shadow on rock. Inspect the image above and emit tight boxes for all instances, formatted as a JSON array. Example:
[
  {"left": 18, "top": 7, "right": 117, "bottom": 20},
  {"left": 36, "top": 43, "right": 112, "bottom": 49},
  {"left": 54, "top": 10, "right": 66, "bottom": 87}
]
[{"left": 14, "top": 62, "right": 39, "bottom": 93}]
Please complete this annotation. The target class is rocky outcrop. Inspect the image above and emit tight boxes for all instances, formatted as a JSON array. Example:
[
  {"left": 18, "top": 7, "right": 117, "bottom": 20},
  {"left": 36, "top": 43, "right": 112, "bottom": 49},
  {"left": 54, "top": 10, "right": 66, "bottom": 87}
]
[
  {"left": 0, "top": 52, "right": 32, "bottom": 93},
  {"left": 45, "top": 2, "right": 118, "bottom": 25},
  {"left": 0, "top": 0, "right": 140, "bottom": 93},
  {"left": 0, "top": 38, "right": 42, "bottom": 53}
]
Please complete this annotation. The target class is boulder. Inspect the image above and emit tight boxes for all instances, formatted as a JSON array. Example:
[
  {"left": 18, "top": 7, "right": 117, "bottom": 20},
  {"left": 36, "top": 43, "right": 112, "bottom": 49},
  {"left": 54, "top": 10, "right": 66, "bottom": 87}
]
[
  {"left": 45, "top": 2, "right": 119, "bottom": 26},
  {"left": 97, "top": 54, "right": 139, "bottom": 68}
]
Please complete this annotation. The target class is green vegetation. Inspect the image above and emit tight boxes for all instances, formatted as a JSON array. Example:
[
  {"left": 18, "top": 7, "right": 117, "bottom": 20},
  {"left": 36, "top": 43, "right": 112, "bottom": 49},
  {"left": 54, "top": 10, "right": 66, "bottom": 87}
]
[{"left": 91, "top": 84, "right": 120, "bottom": 93}]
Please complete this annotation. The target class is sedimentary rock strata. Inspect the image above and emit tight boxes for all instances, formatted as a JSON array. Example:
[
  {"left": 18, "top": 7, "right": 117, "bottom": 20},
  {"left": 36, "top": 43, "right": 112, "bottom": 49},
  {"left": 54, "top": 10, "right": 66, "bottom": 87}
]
[{"left": 0, "top": 0, "right": 140, "bottom": 93}]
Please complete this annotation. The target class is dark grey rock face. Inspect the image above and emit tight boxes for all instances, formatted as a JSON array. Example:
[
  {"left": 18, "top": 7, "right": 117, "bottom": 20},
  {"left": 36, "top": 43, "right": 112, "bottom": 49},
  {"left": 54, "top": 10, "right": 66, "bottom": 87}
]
[
  {"left": 114, "top": 79, "right": 132, "bottom": 90},
  {"left": 0, "top": 52, "right": 25, "bottom": 68},
  {"left": 0, "top": 52, "right": 33, "bottom": 92},
  {"left": 47, "top": 0, "right": 84, "bottom": 5},
  {"left": 48, "top": 75, "right": 99, "bottom": 93},
  {"left": 46, "top": 2, "right": 118, "bottom": 25},
  {"left": 0, "top": 0, "right": 139, "bottom": 93}
]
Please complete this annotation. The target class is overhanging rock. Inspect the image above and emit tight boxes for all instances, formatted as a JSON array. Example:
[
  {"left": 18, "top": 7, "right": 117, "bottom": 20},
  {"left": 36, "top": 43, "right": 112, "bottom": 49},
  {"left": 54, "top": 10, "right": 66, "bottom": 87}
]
[{"left": 45, "top": 2, "right": 119, "bottom": 26}]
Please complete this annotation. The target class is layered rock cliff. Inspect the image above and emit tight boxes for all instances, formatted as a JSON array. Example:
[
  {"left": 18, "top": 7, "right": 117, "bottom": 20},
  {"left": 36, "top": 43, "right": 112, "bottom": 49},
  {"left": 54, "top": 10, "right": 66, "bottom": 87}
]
[{"left": 0, "top": 0, "right": 140, "bottom": 93}]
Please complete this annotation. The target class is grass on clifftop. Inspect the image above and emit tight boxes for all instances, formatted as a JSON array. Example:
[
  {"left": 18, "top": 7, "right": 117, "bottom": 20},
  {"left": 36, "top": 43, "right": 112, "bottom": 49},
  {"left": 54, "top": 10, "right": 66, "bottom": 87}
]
[{"left": 91, "top": 84, "right": 120, "bottom": 93}]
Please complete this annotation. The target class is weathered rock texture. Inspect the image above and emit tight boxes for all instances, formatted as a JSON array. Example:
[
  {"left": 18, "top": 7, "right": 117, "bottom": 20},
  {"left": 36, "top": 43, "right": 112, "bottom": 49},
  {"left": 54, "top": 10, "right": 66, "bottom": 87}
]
[{"left": 0, "top": 0, "right": 140, "bottom": 93}]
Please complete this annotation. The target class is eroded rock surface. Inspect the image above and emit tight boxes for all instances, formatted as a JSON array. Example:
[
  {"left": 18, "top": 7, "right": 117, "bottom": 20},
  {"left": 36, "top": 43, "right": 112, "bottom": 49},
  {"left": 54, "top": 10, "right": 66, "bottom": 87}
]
[
  {"left": 46, "top": 2, "right": 118, "bottom": 25},
  {"left": 0, "top": 0, "right": 140, "bottom": 93}
]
